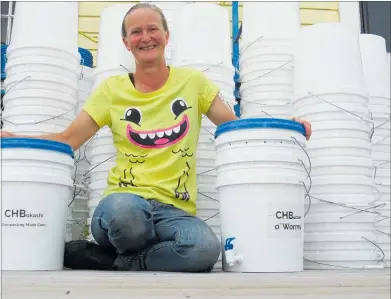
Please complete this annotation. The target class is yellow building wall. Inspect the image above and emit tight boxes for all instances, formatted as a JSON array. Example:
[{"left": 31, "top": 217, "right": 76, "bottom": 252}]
[{"left": 78, "top": 1, "right": 340, "bottom": 66}]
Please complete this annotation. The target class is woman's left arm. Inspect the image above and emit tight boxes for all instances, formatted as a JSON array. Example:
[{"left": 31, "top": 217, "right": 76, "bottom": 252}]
[
  {"left": 292, "top": 117, "right": 312, "bottom": 140},
  {"left": 205, "top": 94, "right": 312, "bottom": 141},
  {"left": 206, "top": 94, "right": 239, "bottom": 126}
]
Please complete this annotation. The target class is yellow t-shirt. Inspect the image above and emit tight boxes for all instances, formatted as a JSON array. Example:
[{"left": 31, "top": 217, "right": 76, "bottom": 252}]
[{"left": 83, "top": 66, "right": 220, "bottom": 215}]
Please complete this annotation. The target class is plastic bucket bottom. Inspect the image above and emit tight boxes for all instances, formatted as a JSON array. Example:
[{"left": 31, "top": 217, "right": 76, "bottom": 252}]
[
  {"left": 214, "top": 118, "right": 307, "bottom": 272},
  {"left": 0, "top": 138, "right": 74, "bottom": 270},
  {"left": 218, "top": 178, "right": 305, "bottom": 272}
]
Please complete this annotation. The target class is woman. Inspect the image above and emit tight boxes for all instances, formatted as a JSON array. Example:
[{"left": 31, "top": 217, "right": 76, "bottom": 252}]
[{"left": 1, "top": 3, "right": 312, "bottom": 272}]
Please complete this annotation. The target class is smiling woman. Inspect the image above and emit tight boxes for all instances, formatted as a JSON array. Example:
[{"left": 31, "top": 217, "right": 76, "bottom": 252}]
[
  {"left": 0, "top": 2, "right": 311, "bottom": 273},
  {"left": 0, "top": 2, "right": 238, "bottom": 273}
]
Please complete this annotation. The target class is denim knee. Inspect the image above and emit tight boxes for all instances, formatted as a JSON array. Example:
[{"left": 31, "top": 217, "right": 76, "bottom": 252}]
[
  {"left": 92, "top": 193, "right": 156, "bottom": 254},
  {"left": 173, "top": 221, "right": 221, "bottom": 272},
  {"left": 190, "top": 230, "right": 221, "bottom": 272}
]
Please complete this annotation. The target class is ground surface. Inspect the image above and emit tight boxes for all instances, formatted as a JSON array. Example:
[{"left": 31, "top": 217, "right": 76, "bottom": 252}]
[{"left": 2, "top": 269, "right": 390, "bottom": 299}]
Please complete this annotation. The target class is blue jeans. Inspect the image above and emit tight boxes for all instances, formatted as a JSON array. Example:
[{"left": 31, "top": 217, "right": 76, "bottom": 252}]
[{"left": 91, "top": 193, "right": 221, "bottom": 272}]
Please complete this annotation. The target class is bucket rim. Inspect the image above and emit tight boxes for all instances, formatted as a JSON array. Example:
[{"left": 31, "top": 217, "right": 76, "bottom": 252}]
[
  {"left": 215, "top": 118, "right": 305, "bottom": 139},
  {"left": 1, "top": 137, "right": 74, "bottom": 158}
]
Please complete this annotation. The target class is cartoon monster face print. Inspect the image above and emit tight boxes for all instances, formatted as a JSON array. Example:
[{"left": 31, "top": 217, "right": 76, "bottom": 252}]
[
  {"left": 119, "top": 97, "right": 194, "bottom": 202},
  {"left": 121, "top": 98, "right": 192, "bottom": 149}
]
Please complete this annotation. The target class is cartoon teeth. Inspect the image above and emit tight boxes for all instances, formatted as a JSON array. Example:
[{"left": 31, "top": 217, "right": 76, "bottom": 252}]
[
  {"left": 138, "top": 125, "right": 181, "bottom": 140},
  {"left": 126, "top": 115, "right": 190, "bottom": 148}
]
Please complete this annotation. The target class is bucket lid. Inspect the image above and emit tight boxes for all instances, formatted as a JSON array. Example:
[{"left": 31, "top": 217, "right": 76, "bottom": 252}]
[
  {"left": 215, "top": 118, "right": 305, "bottom": 138},
  {"left": 1, "top": 137, "right": 74, "bottom": 158}
]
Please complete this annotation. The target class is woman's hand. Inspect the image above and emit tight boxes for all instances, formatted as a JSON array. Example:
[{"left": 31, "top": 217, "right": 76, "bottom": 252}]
[
  {"left": 292, "top": 117, "right": 312, "bottom": 140},
  {"left": 0, "top": 130, "right": 16, "bottom": 138}
]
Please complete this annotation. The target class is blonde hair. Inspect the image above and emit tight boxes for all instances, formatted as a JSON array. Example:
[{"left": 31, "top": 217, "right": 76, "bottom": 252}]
[{"left": 121, "top": 3, "right": 169, "bottom": 38}]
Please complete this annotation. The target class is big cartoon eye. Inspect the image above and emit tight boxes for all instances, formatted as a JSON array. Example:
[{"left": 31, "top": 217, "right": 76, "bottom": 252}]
[
  {"left": 171, "top": 98, "right": 190, "bottom": 118},
  {"left": 123, "top": 108, "right": 142, "bottom": 125}
]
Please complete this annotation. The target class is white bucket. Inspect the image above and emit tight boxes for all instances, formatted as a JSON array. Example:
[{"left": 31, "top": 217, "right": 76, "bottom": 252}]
[
  {"left": 304, "top": 212, "right": 377, "bottom": 234},
  {"left": 372, "top": 135, "right": 390, "bottom": 147},
  {"left": 88, "top": 161, "right": 114, "bottom": 182},
  {"left": 241, "top": 97, "right": 291, "bottom": 107},
  {"left": 292, "top": 91, "right": 368, "bottom": 110},
  {"left": 79, "top": 66, "right": 94, "bottom": 88},
  {"left": 5, "top": 56, "right": 80, "bottom": 81},
  {"left": 310, "top": 156, "right": 374, "bottom": 177},
  {"left": 240, "top": 68, "right": 293, "bottom": 85},
  {"left": 240, "top": 104, "right": 292, "bottom": 119},
  {"left": 305, "top": 231, "right": 377, "bottom": 252},
  {"left": 0, "top": 138, "right": 74, "bottom": 270},
  {"left": 88, "top": 198, "right": 102, "bottom": 216},
  {"left": 372, "top": 143, "right": 390, "bottom": 154},
  {"left": 240, "top": 90, "right": 292, "bottom": 101},
  {"left": 6, "top": 47, "right": 80, "bottom": 67},
  {"left": 10, "top": 2, "right": 79, "bottom": 56},
  {"left": 240, "top": 42, "right": 294, "bottom": 60},
  {"left": 369, "top": 104, "right": 391, "bottom": 116},
  {"left": 95, "top": 4, "right": 136, "bottom": 72},
  {"left": 306, "top": 138, "right": 371, "bottom": 158},
  {"left": 370, "top": 96, "right": 391, "bottom": 107},
  {"left": 240, "top": 54, "right": 293, "bottom": 70},
  {"left": 294, "top": 103, "right": 370, "bottom": 122},
  {"left": 2, "top": 123, "right": 66, "bottom": 136},
  {"left": 177, "top": 62, "right": 235, "bottom": 78},
  {"left": 92, "top": 68, "right": 129, "bottom": 90},
  {"left": 241, "top": 79, "right": 293, "bottom": 94},
  {"left": 241, "top": 2, "right": 300, "bottom": 42},
  {"left": 304, "top": 251, "right": 381, "bottom": 270},
  {"left": 197, "top": 184, "right": 218, "bottom": 202},
  {"left": 359, "top": 34, "right": 391, "bottom": 98},
  {"left": 310, "top": 120, "right": 371, "bottom": 141},
  {"left": 197, "top": 167, "right": 217, "bottom": 185},
  {"left": 172, "top": 3, "right": 231, "bottom": 66},
  {"left": 373, "top": 168, "right": 391, "bottom": 184},
  {"left": 304, "top": 201, "right": 379, "bottom": 216},
  {"left": 306, "top": 193, "right": 376, "bottom": 206},
  {"left": 214, "top": 118, "right": 307, "bottom": 272},
  {"left": 309, "top": 175, "right": 375, "bottom": 195},
  {"left": 2, "top": 105, "right": 75, "bottom": 128},
  {"left": 89, "top": 136, "right": 114, "bottom": 149},
  {"left": 305, "top": 241, "right": 377, "bottom": 251},
  {"left": 294, "top": 23, "right": 365, "bottom": 95},
  {"left": 88, "top": 180, "right": 107, "bottom": 200},
  {"left": 89, "top": 145, "right": 116, "bottom": 166},
  {"left": 200, "top": 117, "right": 216, "bottom": 129},
  {"left": 2, "top": 88, "right": 77, "bottom": 112},
  {"left": 4, "top": 72, "right": 78, "bottom": 97}
]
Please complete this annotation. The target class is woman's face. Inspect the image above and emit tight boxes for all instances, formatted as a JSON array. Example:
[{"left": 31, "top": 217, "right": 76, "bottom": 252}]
[{"left": 122, "top": 8, "right": 169, "bottom": 65}]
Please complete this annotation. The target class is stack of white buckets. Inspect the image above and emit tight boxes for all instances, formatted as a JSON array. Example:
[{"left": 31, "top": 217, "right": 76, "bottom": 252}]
[
  {"left": 0, "top": 2, "right": 81, "bottom": 270},
  {"left": 2, "top": 2, "right": 81, "bottom": 238},
  {"left": 171, "top": 3, "right": 237, "bottom": 269},
  {"left": 142, "top": 1, "right": 193, "bottom": 64},
  {"left": 93, "top": 3, "right": 136, "bottom": 89},
  {"left": 239, "top": 2, "right": 300, "bottom": 119},
  {"left": 293, "top": 23, "right": 382, "bottom": 269},
  {"left": 359, "top": 34, "right": 391, "bottom": 268},
  {"left": 2, "top": 2, "right": 80, "bottom": 136},
  {"left": 69, "top": 48, "right": 95, "bottom": 241}
]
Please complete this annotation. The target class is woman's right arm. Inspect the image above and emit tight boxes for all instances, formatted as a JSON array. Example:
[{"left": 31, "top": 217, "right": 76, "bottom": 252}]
[{"left": 0, "top": 110, "right": 100, "bottom": 151}]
